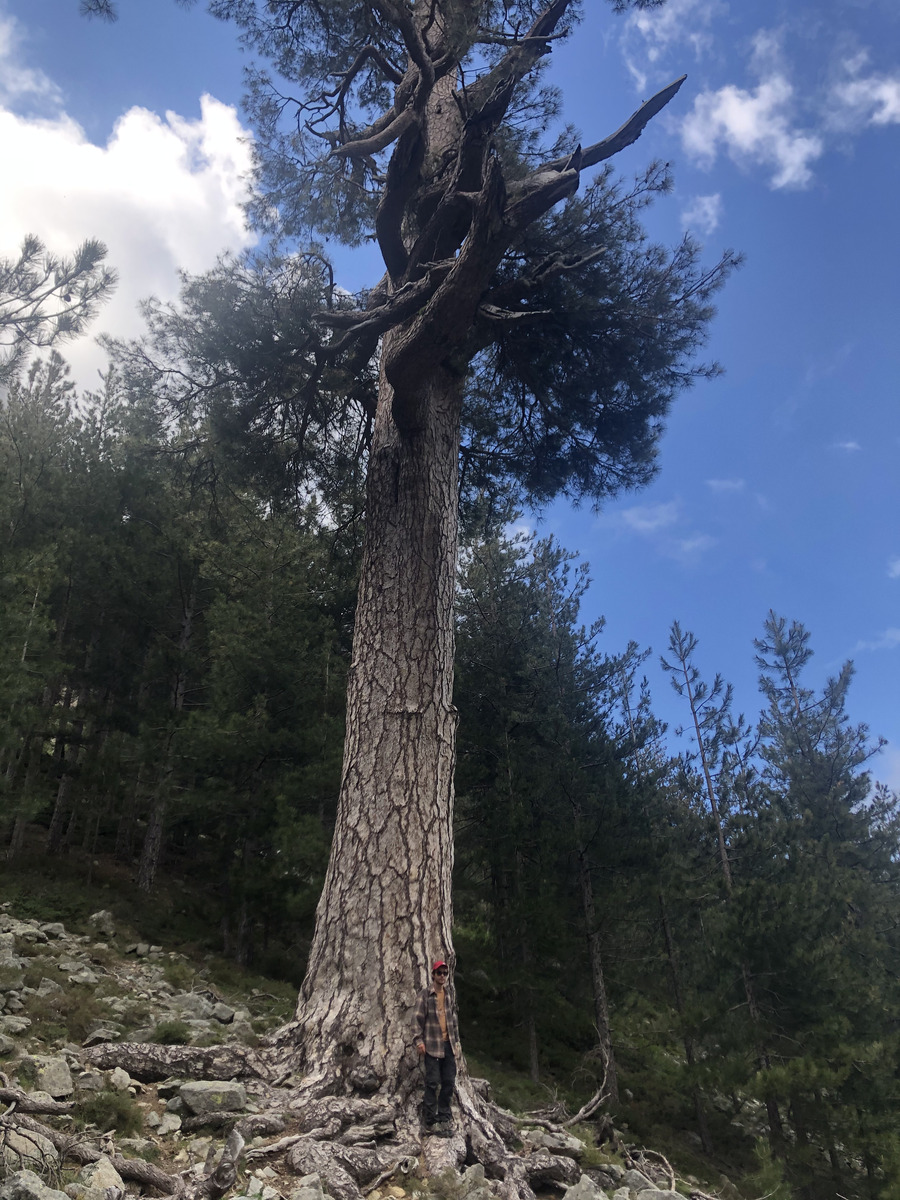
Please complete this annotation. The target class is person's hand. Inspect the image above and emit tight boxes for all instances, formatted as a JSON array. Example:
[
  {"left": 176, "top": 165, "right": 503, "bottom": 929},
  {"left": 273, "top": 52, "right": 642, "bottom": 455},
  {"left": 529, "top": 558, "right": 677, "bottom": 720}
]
[{"left": 417, "top": 1042, "right": 426, "bottom": 1057}]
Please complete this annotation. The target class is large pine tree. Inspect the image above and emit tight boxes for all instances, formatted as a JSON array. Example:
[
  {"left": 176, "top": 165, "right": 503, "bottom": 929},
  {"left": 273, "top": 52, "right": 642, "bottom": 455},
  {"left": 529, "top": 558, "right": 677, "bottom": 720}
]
[{"left": 79, "top": 0, "right": 737, "bottom": 1173}]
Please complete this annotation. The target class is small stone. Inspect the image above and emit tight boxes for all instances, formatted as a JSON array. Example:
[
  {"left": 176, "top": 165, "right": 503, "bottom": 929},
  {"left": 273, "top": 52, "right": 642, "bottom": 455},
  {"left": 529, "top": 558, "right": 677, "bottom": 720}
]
[
  {"left": 1, "top": 1015, "right": 31, "bottom": 1034},
  {"left": 79, "top": 1155, "right": 124, "bottom": 1192},
  {"left": 0, "top": 1034, "right": 16, "bottom": 1055},
  {"left": 69, "top": 969, "right": 99, "bottom": 986},
  {"left": 174, "top": 993, "right": 215, "bottom": 1020},
  {"left": 637, "top": 1193, "right": 682, "bottom": 1200},
  {"left": 158, "top": 1112, "right": 183, "bottom": 1136},
  {"left": 87, "top": 911, "right": 116, "bottom": 939},
  {"left": 620, "top": 1170, "right": 653, "bottom": 1193},
  {"left": 82, "top": 1028, "right": 120, "bottom": 1048},
  {"left": 187, "top": 1137, "right": 213, "bottom": 1162},
  {"left": 135, "top": 943, "right": 150, "bottom": 956},
  {"left": 522, "top": 1127, "right": 585, "bottom": 1159},
  {"left": 109, "top": 1066, "right": 132, "bottom": 1091},
  {"left": 212, "top": 1002, "right": 235, "bottom": 1024},
  {"left": 145, "top": 1111, "right": 161, "bottom": 1128},
  {"left": 247, "top": 1179, "right": 264, "bottom": 1198},
  {"left": 290, "top": 1177, "right": 323, "bottom": 1200},
  {"left": 41, "top": 924, "right": 67, "bottom": 939},
  {"left": 561, "top": 1175, "right": 610, "bottom": 1200},
  {"left": 36, "top": 978, "right": 62, "bottom": 997}
]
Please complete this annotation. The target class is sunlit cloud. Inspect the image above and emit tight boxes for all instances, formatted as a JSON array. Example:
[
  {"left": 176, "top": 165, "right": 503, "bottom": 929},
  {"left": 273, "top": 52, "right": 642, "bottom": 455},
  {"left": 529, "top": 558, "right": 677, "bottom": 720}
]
[
  {"left": 682, "top": 193, "right": 723, "bottom": 235},
  {"left": 681, "top": 32, "right": 824, "bottom": 189},
  {"left": 827, "top": 51, "right": 900, "bottom": 131},
  {"left": 0, "top": 21, "right": 256, "bottom": 390},
  {"left": 887, "top": 557, "right": 900, "bottom": 580},
  {"left": 0, "top": 14, "right": 62, "bottom": 110},
  {"left": 834, "top": 440, "right": 861, "bottom": 452}
]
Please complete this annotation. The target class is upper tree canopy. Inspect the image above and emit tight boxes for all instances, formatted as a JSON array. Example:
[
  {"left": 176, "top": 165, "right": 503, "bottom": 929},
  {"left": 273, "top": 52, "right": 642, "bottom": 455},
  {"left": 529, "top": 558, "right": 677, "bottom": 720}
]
[{"left": 111, "top": 0, "right": 737, "bottom": 515}]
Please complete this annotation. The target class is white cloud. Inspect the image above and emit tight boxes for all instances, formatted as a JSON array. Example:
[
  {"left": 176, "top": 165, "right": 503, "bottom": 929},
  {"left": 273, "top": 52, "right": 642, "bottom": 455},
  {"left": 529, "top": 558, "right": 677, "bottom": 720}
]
[
  {"left": 706, "top": 477, "right": 745, "bottom": 493},
  {"left": 0, "top": 14, "right": 62, "bottom": 109},
  {"left": 681, "top": 32, "right": 824, "bottom": 189},
  {"left": 622, "top": 0, "right": 723, "bottom": 91},
  {"left": 0, "top": 24, "right": 256, "bottom": 390},
  {"left": 682, "top": 193, "right": 723, "bottom": 235},
  {"left": 834, "top": 440, "right": 861, "bottom": 452},
  {"left": 619, "top": 501, "right": 681, "bottom": 533},
  {"left": 600, "top": 499, "right": 715, "bottom": 563},
  {"left": 828, "top": 52, "right": 900, "bottom": 131},
  {"left": 854, "top": 628, "right": 900, "bottom": 653},
  {"left": 888, "top": 557, "right": 900, "bottom": 579},
  {"left": 675, "top": 534, "right": 716, "bottom": 557}
]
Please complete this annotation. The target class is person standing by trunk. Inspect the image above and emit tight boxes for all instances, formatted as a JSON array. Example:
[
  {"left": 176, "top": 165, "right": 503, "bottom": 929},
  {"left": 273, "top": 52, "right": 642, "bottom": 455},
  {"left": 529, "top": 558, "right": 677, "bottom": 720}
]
[{"left": 414, "top": 960, "right": 459, "bottom": 1135}]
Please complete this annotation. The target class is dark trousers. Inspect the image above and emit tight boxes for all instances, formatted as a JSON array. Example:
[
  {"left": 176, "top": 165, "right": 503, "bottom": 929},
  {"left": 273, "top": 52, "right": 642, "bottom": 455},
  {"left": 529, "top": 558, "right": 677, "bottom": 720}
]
[{"left": 423, "top": 1040, "right": 456, "bottom": 1125}]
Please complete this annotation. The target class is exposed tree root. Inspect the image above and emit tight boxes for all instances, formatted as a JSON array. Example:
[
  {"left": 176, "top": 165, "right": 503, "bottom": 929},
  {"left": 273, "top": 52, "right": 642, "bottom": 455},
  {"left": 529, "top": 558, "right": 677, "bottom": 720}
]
[
  {"left": 21, "top": 1035, "right": 588, "bottom": 1200},
  {"left": 0, "top": 1112, "right": 180, "bottom": 1193}
]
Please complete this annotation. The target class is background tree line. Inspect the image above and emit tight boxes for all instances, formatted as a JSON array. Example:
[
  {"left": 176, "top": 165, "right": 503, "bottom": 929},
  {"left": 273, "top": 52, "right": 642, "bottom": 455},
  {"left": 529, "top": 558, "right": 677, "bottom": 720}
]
[{"left": 2, "top": 279, "right": 899, "bottom": 1199}]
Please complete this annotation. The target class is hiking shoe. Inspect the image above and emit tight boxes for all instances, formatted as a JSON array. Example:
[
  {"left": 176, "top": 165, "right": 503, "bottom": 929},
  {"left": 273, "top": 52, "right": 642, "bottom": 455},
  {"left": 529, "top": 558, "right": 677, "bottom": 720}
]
[{"left": 437, "top": 1119, "right": 456, "bottom": 1136}]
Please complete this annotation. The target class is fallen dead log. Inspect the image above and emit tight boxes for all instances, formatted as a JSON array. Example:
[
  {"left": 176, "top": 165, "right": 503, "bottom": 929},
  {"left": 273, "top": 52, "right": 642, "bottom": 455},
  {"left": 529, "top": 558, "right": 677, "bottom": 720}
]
[
  {"left": 0, "top": 1085, "right": 74, "bottom": 1115},
  {"left": 83, "top": 1042, "right": 274, "bottom": 1082}
]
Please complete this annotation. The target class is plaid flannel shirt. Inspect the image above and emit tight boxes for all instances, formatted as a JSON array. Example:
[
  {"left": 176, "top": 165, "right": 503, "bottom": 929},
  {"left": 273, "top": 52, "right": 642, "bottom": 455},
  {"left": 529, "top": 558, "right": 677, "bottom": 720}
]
[{"left": 413, "top": 983, "right": 460, "bottom": 1058}]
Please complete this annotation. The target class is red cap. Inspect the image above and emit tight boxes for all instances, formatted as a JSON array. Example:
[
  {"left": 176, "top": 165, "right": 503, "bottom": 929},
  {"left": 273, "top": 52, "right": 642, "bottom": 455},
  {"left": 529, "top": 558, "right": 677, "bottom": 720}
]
[{"left": 432, "top": 960, "right": 448, "bottom": 972}]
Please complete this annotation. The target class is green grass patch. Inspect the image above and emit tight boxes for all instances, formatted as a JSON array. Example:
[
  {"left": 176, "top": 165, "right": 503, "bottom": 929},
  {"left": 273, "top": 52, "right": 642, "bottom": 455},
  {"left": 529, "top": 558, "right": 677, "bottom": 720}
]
[{"left": 24, "top": 989, "right": 109, "bottom": 1043}]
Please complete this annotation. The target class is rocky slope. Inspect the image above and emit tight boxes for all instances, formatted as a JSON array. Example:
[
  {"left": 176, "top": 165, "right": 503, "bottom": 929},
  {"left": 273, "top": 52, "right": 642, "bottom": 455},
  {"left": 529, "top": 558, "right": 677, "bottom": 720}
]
[{"left": 0, "top": 904, "right": 729, "bottom": 1200}]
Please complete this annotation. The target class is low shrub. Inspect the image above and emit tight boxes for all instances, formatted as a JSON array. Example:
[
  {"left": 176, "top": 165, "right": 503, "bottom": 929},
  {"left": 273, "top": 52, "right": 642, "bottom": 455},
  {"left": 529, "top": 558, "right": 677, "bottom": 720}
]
[
  {"left": 74, "top": 1089, "right": 144, "bottom": 1136},
  {"left": 152, "top": 1019, "right": 192, "bottom": 1045}
]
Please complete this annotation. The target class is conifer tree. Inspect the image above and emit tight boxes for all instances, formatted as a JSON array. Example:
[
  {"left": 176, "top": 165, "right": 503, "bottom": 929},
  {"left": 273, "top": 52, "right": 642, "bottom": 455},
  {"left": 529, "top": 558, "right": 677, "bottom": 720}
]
[{"left": 82, "top": 1, "right": 738, "bottom": 1162}]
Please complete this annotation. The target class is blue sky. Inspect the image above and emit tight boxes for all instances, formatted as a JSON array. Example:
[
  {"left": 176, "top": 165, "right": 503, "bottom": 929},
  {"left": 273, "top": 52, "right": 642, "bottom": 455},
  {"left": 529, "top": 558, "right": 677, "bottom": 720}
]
[{"left": 1, "top": 0, "right": 898, "bottom": 786}]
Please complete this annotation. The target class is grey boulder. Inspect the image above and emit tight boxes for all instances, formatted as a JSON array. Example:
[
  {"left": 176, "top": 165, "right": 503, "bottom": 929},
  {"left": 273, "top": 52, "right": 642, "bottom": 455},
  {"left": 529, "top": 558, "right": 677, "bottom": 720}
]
[
  {"left": 179, "top": 1080, "right": 247, "bottom": 1115},
  {"left": 19, "top": 1055, "right": 74, "bottom": 1098},
  {"left": 0, "top": 1171, "right": 68, "bottom": 1200},
  {"left": 562, "top": 1174, "right": 610, "bottom": 1200}
]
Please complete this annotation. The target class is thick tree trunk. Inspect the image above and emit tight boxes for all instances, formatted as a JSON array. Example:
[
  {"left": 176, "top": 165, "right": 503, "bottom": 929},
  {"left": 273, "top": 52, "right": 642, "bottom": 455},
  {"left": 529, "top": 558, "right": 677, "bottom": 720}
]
[{"left": 284, "top": 352, "right": 463, "bottom": 1100}]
